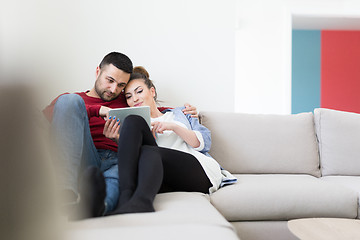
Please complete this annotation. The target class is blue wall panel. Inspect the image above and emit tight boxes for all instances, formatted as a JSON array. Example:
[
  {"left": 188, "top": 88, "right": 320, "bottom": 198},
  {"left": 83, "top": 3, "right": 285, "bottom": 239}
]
[{"left": 292, "top": 30, "right": 321, "bottom": 114}]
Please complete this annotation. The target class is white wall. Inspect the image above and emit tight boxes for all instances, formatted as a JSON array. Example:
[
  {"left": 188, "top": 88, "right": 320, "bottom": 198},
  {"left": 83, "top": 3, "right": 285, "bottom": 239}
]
[
  {"left": 2, "top": 0, "right": 360, "bottom": 113},
  {"left": 1, "top": 0, "right": 236, "bottom": 112},
  {"left": 235, "top": 0, "right": 360, "bottom": 114}
]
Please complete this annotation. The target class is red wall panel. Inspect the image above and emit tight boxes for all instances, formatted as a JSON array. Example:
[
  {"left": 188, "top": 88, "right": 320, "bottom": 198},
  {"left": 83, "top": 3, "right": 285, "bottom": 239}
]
[{"left": 321, "top": 30, "right": 360, "bottom": 113}]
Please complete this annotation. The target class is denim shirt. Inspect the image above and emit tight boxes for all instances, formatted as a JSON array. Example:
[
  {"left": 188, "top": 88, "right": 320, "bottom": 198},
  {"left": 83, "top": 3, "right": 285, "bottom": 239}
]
[{"left": 162, "top": 107, "right": 211, "bottom": 155}]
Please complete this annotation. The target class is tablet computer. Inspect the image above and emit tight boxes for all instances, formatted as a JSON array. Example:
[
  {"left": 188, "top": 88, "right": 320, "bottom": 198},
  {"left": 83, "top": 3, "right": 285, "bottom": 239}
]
[{"left": 108, "top": 106, "right": 151, "bottom": 127}]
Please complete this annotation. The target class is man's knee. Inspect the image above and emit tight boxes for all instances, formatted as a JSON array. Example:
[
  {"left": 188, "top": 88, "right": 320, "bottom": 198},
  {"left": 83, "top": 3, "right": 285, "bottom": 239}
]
[{"left": 54, "top": 94, "right": 86, "bottom": 113}]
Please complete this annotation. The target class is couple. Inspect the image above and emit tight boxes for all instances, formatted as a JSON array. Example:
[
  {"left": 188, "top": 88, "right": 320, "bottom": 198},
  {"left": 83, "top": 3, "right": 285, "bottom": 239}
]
[{"left": 44, "top": 52, "right": 235, "bottom": 219}]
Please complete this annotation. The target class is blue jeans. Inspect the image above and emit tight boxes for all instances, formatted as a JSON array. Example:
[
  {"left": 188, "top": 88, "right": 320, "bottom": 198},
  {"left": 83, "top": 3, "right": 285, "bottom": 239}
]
[{"left": 51, "top": 94, "right": 119, "bottom": 214}]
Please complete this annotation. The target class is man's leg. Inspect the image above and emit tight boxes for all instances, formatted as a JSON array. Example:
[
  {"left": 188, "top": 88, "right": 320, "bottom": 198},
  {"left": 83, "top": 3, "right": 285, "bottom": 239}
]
[
  {"left": 51, "top": 94, "right": 101, "bottom": 203},
  {"left": 97, "top": 150, "right": 120, "bottom": 215},
  {"left": 78, "top": 166, "right": 106, "bottom": 218}
]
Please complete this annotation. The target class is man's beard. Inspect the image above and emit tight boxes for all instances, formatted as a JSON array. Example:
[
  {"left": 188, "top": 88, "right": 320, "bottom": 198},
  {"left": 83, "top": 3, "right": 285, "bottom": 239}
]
[{"left": 95, "top": 80, "right": 119, "bottom": 102}]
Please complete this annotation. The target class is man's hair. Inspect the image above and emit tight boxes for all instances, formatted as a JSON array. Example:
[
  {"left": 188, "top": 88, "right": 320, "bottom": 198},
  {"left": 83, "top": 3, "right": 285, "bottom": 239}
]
[{"left": 99, "top": 52, "right": 133, "bottom": 73}]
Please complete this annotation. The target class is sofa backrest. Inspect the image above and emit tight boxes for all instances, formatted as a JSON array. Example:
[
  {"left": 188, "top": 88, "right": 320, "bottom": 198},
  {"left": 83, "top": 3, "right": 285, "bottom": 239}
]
[
  {"left": 200, "top": 111, "right": 320, "bottom": 177},
  {"left": 314, "top": 108, "right": 360, "bottom": 176}
]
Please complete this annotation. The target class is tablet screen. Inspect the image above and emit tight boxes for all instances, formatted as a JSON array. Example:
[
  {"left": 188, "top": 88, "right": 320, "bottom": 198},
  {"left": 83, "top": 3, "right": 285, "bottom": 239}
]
[{"left": 108, "top": 106, "right": 151, "bottom": 127}]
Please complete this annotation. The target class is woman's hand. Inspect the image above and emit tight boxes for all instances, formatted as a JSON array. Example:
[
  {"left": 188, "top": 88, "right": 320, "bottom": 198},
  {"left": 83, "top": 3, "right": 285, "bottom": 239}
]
[
  {"left": 103, "top": 116, "right": 121, "bottom": 143},
  {"left": 151, "top": 121, "right": 200, "bottom": 148},
  {"left": 151, "top": 121, "right": 176, "bottom": 135}
]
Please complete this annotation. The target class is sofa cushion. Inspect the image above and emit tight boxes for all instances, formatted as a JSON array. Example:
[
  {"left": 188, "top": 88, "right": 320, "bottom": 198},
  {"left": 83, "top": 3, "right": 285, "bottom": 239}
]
[
  {"left": 66, "top": 192, "right": 238, "bottom": 239},
  {"left": 232, "top": 221, "right": 299, "bottom": 240},
  {"left": 210, "top": 174, "right": 358, "bottom": 221},
  {"left": 200, "top": 111, "right": 320, "bottom": 176},
  {"left": 321, "top": 176, "right": 360, "bottom": 219},
  {"left": 66, "top": 224, "right": 240, "bottom": 240},
  {"left": 314, "top": 108, "right": 360, "bottom": 176}
]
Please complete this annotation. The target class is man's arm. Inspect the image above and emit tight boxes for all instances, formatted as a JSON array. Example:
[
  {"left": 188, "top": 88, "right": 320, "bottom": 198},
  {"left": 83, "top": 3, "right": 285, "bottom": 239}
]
[{"left": 159, "top": 103, "right": 198, "bottom": 117}]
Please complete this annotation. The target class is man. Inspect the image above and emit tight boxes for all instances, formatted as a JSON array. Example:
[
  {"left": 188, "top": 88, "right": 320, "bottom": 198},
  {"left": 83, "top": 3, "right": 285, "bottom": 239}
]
[{"left": 44, "top": 52, "right": 197, "bottom": 218}]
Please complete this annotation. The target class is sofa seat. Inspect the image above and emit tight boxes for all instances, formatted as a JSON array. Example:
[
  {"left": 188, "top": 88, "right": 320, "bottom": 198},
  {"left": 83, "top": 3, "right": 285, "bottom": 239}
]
[
  {"left": 66, "top": 224, "right": 240, "bottom": 240},
  {"left": 65, "top": 192, "right": 240, "bottom": 240},
  {"left": 232, "top": 221, "right": 299, "bottom": 240},
  {"left": 321, "top": 176, "right": 360, "bottom": 218},
  {"left": 210, "top": 174, "right": 358, "bottom": 221}
]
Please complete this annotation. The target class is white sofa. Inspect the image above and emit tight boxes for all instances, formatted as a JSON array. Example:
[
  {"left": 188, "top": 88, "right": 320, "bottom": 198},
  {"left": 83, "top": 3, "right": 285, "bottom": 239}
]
[
  {"left": 202, "top": 108, "right": 360, "bottom": 240},
  {"left": 65, "top": 108, "right": 360, "bottom": 240}
]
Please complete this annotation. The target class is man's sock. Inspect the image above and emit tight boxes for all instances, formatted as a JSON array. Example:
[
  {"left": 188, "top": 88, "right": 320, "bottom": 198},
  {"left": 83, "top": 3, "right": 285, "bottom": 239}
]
[{"left": 73, "top": 166, "right": 106, "bottom": 219}]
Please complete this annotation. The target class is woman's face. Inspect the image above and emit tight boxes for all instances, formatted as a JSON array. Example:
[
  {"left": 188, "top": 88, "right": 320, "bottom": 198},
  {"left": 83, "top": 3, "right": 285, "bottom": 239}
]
[{"left": 124, "top": 79, "right": 156, "bottom": 107}]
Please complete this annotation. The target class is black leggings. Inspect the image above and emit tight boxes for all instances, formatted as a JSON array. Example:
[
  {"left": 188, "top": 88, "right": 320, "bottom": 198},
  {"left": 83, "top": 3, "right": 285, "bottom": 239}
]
[{"left": 113, "top": 115, "right": 211, "bottom": 213}]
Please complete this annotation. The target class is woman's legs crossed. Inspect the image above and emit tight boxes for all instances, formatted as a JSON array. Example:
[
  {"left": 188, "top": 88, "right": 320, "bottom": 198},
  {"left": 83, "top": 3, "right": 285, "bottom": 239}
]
[
  {"left": 115, "top": 115, "right": 157, "bottom": 210},
  {"left": 112, "top": 146, "right": 211, "bottom": 214},
  {"left": 111, "top": 145, "right": 163, "bottom": 214},
  {"left": 112, "top": 115, "right": 211, "bottom": 214},
  {"left": 158, "top": 147, "right": 212, "bottom": 194}
]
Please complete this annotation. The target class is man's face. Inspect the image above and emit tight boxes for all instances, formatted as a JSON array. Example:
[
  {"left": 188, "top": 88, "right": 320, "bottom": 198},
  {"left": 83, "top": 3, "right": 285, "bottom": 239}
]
[{"left": 94, "top": 64, "right": 131, "bottom": 101}]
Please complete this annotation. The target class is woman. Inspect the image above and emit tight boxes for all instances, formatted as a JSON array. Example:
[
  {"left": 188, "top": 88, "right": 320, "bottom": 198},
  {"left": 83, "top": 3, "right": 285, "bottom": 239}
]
[{"left": 107, "top": 68, "right": 235, "bottom": 214}]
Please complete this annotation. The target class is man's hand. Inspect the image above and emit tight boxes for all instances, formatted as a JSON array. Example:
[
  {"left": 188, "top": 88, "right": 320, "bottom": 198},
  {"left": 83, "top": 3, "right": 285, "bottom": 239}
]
[
  {"left": 103, "top": 116, "right": 120, "bottom": 143},
  {"left": 182, "top": 103, "right": 198, "bottom": 118},
  {"left": 99, "top": 106, "right": 111, "bottom": 120}
]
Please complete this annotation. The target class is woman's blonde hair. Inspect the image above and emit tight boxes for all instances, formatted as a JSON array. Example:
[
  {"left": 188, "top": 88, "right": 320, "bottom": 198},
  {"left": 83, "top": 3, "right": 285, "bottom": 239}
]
[
  {"left": 129, "top": 66, "right": 158, "bottom": 102},
  {"left": 133, "top": 66, "right": 149, "bottom": 78}
]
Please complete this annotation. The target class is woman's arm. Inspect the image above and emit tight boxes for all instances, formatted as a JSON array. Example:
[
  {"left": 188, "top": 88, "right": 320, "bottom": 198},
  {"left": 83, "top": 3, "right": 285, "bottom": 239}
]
[
  {"left": 100, "top": 106, "right": 121, "bottom": 143},
  {"left": 151, "top": 122, "right": 200, "bottom": 148},
  {"left": 168, "top": 107, "right": 212, "bottom": 152},
  {"left": 185, "top": 113, "right": 211, "bottom": 153}
]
